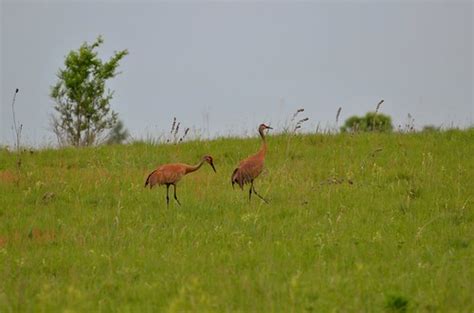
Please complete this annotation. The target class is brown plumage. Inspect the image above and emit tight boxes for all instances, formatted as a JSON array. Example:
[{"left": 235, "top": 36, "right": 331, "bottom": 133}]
[
  {"left": 231, "top": 123, "right": 272, "bottom": 203},
  {"left": 145, "top": 155, "right": 216, "bottom": 207}
]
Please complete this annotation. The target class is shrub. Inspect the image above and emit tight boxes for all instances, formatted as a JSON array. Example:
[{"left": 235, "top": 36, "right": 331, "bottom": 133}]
[{"left": 341, "top": 112, "right": 393, "bottom": 133}]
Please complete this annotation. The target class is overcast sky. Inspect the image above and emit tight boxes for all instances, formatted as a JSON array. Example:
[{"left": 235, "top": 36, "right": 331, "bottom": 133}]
[{"left": 1, "top": 0, "right": 472, "bottom": 147}]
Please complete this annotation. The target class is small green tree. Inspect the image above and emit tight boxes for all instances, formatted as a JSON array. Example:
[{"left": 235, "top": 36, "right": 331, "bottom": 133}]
[
  {"left": 341, "top": 112, "right": 393, "bottom": 132},
  {"left": 106, "top": 120, "right": 129, "bottom": 145},
  {"left": 50, "top": 36, "right": 128, "bottom": 146}
]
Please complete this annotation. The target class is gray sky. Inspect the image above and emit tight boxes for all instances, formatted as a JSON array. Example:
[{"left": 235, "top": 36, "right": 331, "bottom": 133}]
[{"left": 1, "top": 0, "right": 473, "bottom": 147}]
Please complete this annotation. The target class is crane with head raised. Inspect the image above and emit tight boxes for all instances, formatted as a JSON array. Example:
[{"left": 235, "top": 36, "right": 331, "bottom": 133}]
[
  {"left": 145, "top": 155, "right": 216, "bottom": 207},
  {"left": 231, "top": 123, "right": 272, "bottom": 203}
]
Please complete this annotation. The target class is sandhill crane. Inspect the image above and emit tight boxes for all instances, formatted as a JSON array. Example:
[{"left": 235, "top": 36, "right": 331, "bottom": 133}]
[
  {"left": 145, "top": 155, "right": 216, "bottom": 207},
  {"left": 231, "top": 124, "right": 272, "bottom": 203}
]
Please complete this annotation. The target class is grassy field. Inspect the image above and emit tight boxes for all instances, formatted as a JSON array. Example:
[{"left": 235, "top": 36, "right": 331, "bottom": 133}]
[{"left": 0, "top": 130, "right": 473, "bottom": 312}]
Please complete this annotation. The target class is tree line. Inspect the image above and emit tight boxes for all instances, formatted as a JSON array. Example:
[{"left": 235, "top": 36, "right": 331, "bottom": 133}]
[{"left": 49, "top": 36, "right": 396, "bottom": 148}]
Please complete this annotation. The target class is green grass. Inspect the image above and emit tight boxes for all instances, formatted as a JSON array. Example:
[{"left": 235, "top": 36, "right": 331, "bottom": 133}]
[{"left": 0, "top": 130, "right": 473, "bottom": 312}]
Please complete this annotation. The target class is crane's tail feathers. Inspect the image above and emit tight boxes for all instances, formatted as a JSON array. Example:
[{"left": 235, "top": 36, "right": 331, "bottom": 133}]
[
  {"left": 231, "top": 168, "right": 238, "bottom": 189},
  {"left": 145, "top": 170, "right": 155, "bottom": 188},
  {"left": 231, "top": 168, "right": 244, "bottom": 190},
  {"left": 231, "top": 168, "right": 237, "bottom": 185}
]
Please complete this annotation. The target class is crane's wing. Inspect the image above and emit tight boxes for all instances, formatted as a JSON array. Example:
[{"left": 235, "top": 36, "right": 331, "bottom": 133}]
[
  {"left": 145, "top": 164, "right": 186, "bottom": 188},
  {"left": 231, "top": 156, "right": 264, "bottom": 189}
]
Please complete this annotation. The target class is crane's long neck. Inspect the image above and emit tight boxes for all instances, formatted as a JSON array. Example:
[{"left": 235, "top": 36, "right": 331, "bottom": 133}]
[
  {"left": 185, "top": 159, "right": 205, "bottom": 174},
  {"left": 257, "top": 129, "right": 268, "bottom": 157}
]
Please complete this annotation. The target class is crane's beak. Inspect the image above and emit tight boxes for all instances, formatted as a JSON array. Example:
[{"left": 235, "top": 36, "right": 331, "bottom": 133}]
[
  {"left": 267, "top": 126, "right": 273, "bottom": 130},
  {"left": 210, "top": 162, "right": 217, "bottom": 173}
]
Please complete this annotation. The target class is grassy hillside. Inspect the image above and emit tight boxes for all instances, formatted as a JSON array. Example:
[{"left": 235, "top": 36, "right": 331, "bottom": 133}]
[{"left": 0, "top": 130, "right": 473, "bottom": 312}]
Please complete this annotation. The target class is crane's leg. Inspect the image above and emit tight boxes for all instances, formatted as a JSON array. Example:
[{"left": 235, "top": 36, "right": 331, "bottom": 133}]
[
  {"left": 248, "top": 181, "right": 253, "bottom": 202},
  {"left": 252, "top": 183, "right": 269, "bottom": 204},
  {"left": 173, "top": 184, "right": 181, "bottom": 206},
  {"left": 166, "top": 184, "right": 170, "bottom": 208}
]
